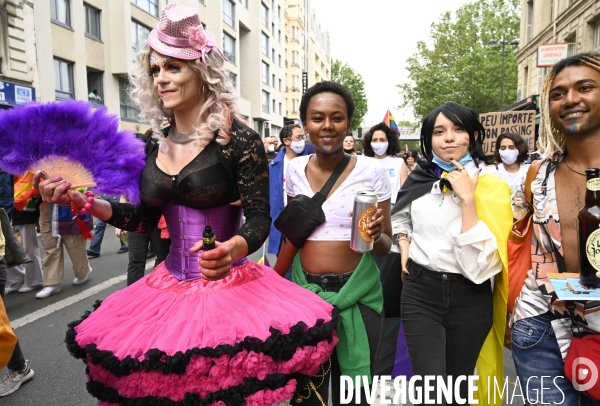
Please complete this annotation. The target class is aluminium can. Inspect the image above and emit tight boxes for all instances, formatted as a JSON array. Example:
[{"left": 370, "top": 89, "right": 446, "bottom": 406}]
[{"left": 350, "top": 191, "right": 378, "bottom": 253}]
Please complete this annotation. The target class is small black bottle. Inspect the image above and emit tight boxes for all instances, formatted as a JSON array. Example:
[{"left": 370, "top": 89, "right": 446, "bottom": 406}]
[{"left": 202, "top": 225, "right": 216, "bottom": 251}]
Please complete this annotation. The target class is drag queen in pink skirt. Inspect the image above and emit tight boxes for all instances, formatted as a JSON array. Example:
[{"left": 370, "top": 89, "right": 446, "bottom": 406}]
[{"left": 34, "top": 4, "right": 337, "bottom": 405}]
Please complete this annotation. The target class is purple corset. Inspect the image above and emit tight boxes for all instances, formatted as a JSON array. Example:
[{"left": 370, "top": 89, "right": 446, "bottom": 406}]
[{"left": 163, "top": 204, "right": 245, "bottom": 281}]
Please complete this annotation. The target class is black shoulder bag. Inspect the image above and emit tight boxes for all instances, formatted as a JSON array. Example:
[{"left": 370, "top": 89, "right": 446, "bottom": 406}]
[{"left": 275, "top": 154, "right": 350, "bottom": 249}]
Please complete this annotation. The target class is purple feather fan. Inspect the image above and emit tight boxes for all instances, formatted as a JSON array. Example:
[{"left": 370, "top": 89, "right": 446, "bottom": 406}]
[{"left": 0, "top": 100, "right": 146, "bottom": 204}]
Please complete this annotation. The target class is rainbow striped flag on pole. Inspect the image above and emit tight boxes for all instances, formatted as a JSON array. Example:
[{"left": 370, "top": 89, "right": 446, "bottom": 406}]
[{"left": 383, "top": 110, "right": 401, "bottom": 140}]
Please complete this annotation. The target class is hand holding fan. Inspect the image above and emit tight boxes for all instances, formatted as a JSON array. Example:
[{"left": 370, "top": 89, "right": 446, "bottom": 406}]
[
  {"left": 0, "top": 100, "right": 146, "bottom": 203},
  {"left": 29, "top": 156, "right": 97, "bottom": 190}
]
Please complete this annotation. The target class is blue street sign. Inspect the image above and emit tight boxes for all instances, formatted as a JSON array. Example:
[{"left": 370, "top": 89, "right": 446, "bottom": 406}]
[{"left": 0, "top": 80, "right": 36, "bottom": 106}]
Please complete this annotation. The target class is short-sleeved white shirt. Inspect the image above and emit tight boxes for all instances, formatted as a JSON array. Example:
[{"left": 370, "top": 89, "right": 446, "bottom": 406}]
[{"left": 286, "top": 155, "right": 391, "bottom": 241}]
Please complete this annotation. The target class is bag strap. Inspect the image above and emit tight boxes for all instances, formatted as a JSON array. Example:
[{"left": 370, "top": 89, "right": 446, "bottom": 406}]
[
  {"left": 312, "top": 153, "right": 351, "bottom": 204},
  {"left": 524, "top": 159, "right": 544, "bottom": 206}
]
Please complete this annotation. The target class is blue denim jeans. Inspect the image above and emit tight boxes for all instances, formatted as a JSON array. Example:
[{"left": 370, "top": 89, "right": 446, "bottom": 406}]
[{"left": 511, "top": 312, "right": 600, "bottom": 406}]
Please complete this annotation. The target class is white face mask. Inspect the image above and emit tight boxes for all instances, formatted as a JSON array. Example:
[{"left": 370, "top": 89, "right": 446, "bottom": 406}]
[
  {"left": 499, "top": 149, "right": 519, "bottom": 165},
  {"left": 371, "top": 142, "right": 389, "bottom": 156},
  {"left": 267, "top": 144, "right": 275, "bottom": 153},
  {"left": 290, "top": 139, "right": 305, "bottom": 154}
]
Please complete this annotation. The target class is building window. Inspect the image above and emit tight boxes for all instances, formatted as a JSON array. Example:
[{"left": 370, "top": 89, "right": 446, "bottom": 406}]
[
  {"left": 526, "top": 1, "right": 533, "bottom": 43},
  {"left": 261, "top": 32, "right": 269, "bottom": 55},
  {"left": 261, "top": 61, "right": 269, "bottom": 84},
  {"left": 272, "top": 73, "right": 275, "bottom": 87},
  {"left": 567, "top": 42, "right": 576, "bottom": 57},
  {"left": 273, "top": 99, "right": 276, "bottom": 113},
  {"left": 51, "top": 0, "right": 71, "bottom": 27},
  {"left": 84, "top": 4, "right": 101, "bottom": 40},
  {"left": 119, "top": 78, "right": 139, "bottom": 121},
  {"left": 254, "top": 119, "right": 263, "bottom": 135},
  {"left": 292, "top": 99, "right": 298, "bottom": 113},
  {"left": 292, "top": 26, "right": 298, "bottom": 41},
  {"left": 238, "top": 0, "right": 248, "bottom": 8},
  {"left": 278, "top": 29, "right": 281, "bottom": 43},
  {"left": 131, "top": 20, "right": 151, "bottom": 62},
  {"left": 278, "top": 5, "right": 281, "bottom": 19},
  {"left": 130, "top": 0, "right": 158, "bottom": 18},
  {"left": 271, "top": 48, "right": 275, "bottom": 61},
  {"left": 87, "top": 68, "right": 103, "bottom": 105},
  {"left": 261, "top": 3, "right": 269, "bottom": 26},
  {"left": 223, "top": 0, "right": 235, "bottom": 27},
  {"left": 278, "top": 54, "right": 281, "bottom": 67},
  {"left": 279, "top": 102, "right": 282, "bottom": 115},
  {"left": 272, "top": 23, "right": 275, "bottom": 37},
  {"left": 595, "top": 21, "right": 600, "bottom": 51},
  {"left": 54, "top": 58, "right": 74, "bottom": 100},
  {"left": 227, "top": 70, "right": 237, "bottom": 89},
  {"left": 223, "top": 32, "right": 236, "bottom": 64},
  {"left": 279, "top": 78, "right": 282, "bottom": 91},
  {"left": 262, "top": 91, "right": 269, "bottom": 113}
]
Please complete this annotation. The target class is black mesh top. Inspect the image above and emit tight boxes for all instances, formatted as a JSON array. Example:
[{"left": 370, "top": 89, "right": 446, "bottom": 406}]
[{"left": 107, "top": 120, "right": 271, "bottom": 254}]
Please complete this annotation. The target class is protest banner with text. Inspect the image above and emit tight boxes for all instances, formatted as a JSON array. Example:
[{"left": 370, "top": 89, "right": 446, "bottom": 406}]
[{"left": 479, "top": 110, "right": 536, "bottom": 155}]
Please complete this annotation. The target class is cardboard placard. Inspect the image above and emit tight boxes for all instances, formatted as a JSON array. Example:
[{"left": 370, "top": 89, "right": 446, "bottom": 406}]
[{"left": 479, "top": 110, "right": 536, "bottom": 154}]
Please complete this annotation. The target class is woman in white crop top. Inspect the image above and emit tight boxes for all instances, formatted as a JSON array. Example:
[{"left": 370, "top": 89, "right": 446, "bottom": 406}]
[
  {"left": 390, "top": 102, "right": 512, "bottom": 403},
  {"left": 273, "top": 81, "right": 392, "bottom": 406}
]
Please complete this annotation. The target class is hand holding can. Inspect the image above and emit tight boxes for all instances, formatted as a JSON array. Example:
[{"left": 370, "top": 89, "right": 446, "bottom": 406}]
[{"left": 350, "top": 191, "right": 378, "bottom": 253}]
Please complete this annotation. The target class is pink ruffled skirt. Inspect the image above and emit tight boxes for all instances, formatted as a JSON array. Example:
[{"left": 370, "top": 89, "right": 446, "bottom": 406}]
[{"left": 66, "top": 260, "right": 337, "bottom": 406}]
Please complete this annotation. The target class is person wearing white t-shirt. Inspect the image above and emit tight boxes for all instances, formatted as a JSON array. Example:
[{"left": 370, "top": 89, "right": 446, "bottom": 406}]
[
  {"left": 480, "top": 133, "right": 530, "bottom": 208},
  {"left": 363, "top": 122, "right": 405, "bottom": 324},
  {"left": 363, "top": 122, "right": 404, "bottom": 205}
]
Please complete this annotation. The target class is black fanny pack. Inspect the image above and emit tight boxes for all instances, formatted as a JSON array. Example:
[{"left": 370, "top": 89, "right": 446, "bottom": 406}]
[{"left": 274, "top": 154, "right": 350, "bottom": 248}]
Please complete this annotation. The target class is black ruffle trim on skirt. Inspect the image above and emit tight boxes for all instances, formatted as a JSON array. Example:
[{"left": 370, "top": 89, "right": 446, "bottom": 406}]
[
  {"left": 66, "top": 300, "right": 338, "bottom": 377},
  {"left": 87, "top": 372, "right": 301, "bottom": 406}
]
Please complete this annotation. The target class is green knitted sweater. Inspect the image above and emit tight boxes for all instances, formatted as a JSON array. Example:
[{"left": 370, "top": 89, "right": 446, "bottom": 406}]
[{"left": 292, "top": 252, "right": 383, "bottom": 387}]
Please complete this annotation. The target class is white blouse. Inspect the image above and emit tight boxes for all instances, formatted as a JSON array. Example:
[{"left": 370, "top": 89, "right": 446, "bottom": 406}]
[{"left": 391, "top": 161, "right": 502, "bottom": 284}]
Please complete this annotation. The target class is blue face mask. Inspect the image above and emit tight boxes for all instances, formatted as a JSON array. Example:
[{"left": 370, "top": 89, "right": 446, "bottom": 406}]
[{"left": 432, "top": 152, "right": 473, "bottom": 172}]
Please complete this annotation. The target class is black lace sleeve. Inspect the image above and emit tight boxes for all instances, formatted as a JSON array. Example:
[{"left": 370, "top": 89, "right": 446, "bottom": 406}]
[
  {"left": 229, "top": 121, "right": 271, "bottom": 254},
  {"left": 105, "top": 201, "right": 162, "bottom": 234}
]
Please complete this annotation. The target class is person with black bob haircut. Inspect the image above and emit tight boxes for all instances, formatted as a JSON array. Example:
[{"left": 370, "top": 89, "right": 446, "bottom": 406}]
[
  {"left": 391, "top": 101, "right": 513, "bottom": 403},
  {"left": 275, "top": 80, "right": 391, "bottom": 405}
]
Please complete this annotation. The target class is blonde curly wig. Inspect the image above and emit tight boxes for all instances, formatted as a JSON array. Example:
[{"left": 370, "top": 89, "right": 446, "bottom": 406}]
[
  {"left": 128, "top": 42, "right": 244, "bottom": 150},
  {"left": 538, "top": 52, "right": 600, "bottom": 158}
]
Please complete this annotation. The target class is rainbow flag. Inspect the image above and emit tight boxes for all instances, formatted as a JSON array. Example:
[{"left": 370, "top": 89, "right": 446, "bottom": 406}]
[
  {"left": 257, "top": 244, "right": 270, "bottom": 267},
  {"left": 383, "top": 110, "right": 400, "bottom": 140}
]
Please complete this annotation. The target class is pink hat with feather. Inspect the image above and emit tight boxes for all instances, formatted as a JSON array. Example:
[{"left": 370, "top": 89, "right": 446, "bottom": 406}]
[{"left": 147, "top": 4, "right": 226, "bottom": 68}]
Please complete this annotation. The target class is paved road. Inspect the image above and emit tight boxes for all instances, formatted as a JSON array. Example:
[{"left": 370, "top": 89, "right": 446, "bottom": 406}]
[{"left": 2, "top": 227, "right": 523, "bottom": 405}]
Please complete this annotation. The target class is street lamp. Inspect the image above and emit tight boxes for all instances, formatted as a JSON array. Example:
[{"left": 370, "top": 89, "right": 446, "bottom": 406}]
[{"left": 489, "top": 36, "right": 520, "bottom": 109}]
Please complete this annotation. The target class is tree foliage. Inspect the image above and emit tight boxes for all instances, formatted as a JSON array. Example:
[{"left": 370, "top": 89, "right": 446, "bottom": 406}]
[
  {"left": 331, "top": 60, "right": 368, "bottom": 130},
  {"left": 398, "top": 0, "right": 520, "bottom": 121}
]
